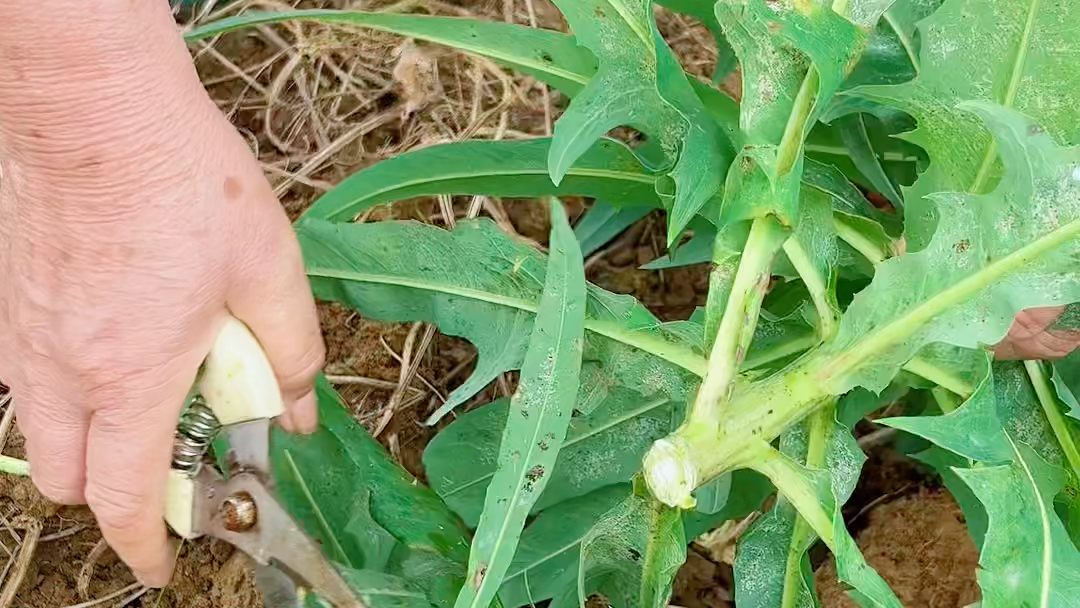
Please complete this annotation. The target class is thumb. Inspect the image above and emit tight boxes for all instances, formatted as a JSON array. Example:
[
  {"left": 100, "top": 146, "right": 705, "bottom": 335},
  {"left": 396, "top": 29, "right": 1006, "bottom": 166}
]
[{"left": 227, "top": 202, "right": 324, "bottom": 434}]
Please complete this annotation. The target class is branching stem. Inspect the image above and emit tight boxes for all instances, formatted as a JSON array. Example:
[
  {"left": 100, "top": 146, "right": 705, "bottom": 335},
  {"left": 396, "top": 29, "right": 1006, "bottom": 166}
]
[
  {"left": 783, "top": 236, "right": 838, "bottom": 341},
  {"left": 690, "top": 215, "right": 788, "bottom": 427}
]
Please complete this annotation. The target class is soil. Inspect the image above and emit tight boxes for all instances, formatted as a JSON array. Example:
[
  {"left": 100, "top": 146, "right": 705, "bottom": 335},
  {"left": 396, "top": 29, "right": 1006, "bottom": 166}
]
[{"left": 0, "top": 1, "right": 982, "bottom": 607}]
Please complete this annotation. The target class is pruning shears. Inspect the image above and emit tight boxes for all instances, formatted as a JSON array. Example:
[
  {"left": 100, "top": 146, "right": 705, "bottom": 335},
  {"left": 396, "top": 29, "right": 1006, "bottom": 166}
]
[{"left": 164, "top": 315, "right": 364, "bottom": 608}]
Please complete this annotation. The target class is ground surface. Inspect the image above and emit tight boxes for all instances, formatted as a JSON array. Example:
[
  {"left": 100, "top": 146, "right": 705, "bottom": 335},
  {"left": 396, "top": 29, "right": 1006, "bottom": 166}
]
[{"left": 0, "top": 0, "right": 982, "bottom": 606}]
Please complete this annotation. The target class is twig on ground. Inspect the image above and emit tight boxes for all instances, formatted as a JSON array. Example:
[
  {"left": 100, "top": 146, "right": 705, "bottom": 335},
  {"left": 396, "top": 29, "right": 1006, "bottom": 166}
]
[
  {"left": 60, "top": 583, "right": 142, "bottom": 608},
  {"left": 39, "top": 523, "right": 87, "bottom": 543},
  {"left": 0, "top": 519, "right": 40, "bottom": 608},
  {"left": 113, "top": 585, "right": 151, "bottom": 608},
  {"left": 77, "top": 538, "right": 112, "bottom": 601},
  {"left": 0, "top": 396, "right": 13, "bottom": 454}
]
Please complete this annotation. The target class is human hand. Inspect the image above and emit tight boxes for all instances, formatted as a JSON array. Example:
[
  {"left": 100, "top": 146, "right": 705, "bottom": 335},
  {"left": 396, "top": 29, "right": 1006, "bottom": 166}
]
[
  {"left": 994, "top": 306, "right": 1080, "bottom": 360},
  {"left": 0, "top": 0, "right": 324, "bottom": 588}
]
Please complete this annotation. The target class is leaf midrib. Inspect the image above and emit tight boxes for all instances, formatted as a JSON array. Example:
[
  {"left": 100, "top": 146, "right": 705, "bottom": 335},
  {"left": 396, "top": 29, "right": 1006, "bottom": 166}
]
[
  {"left": 442, "top": 398, "right": 670, "bottom": 499},
  {"left": 1009, "top": 436, "right": 1053, "bottom": 608},
  {"left": 465, "top": 244, "right": 579, "bottom": 608},
  {"left": 306, "top": 267, "right": 707, "bottom": 376},
  {"left": 317, "top": 166, "right": 656, "bottom": 220},
  {"left": 968, "top": 0, "right": 1042, "bottom": 193}
]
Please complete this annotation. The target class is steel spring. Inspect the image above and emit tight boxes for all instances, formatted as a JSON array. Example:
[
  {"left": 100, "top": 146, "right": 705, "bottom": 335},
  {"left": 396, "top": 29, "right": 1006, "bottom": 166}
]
[{"left": 171, "top": 396, "right": 221, "bottom": 474}]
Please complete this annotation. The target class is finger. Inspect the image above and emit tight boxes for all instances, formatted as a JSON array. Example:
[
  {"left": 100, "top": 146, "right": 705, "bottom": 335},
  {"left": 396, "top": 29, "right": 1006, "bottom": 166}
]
[
  {"left": 12, "top": 365, "right": 89, "bottom": 505},
  {"left": 84, "top": 386, "right": 186, "bottom": 587},
  {"left": 227, "top": 193, "right": 324, "bottom": 434},
  {"left": 994, "top": 307, "right": 1080, "bottom": 360}
]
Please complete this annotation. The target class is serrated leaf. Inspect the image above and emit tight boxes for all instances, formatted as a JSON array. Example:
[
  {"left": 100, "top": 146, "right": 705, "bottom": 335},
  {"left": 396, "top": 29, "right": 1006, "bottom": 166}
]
[
  {"left": 424, "top": 395, "right": 679, "bottom": 527},
  {"left": 184, "top": 9, "right": 597, "bottom": 96},
  {"left": 857, "top": 0, "right": 1080, "bottom": 249},
  {"left": 574, "top": 202, "right": 652, "bottom": 256},
  {"left": 823, "top": 104, "right": 1080, "bottom": 394},
  {"left": 955, "top": 440, "right": 1080, "bottom": 608},
  {"left": 1052, "top": 352, "right": 1080, "bottom": 421},
  {"left": 574, "top": 486, "right": 686, "bottom": 608},
  {"left": 297, "top": 218, "right": 704, "bottom": 422},
  {"left": 548, "top": 0, "right": 732, "bottom": 244},
  {"left": 455, "top": 200, "right": 587, "bottom": 608},
  {"left": 272, "top": 377, "right": 472, "bottom": 608},
  {"left": 301, "top": 138, "right": 663, "bottom": 222}
]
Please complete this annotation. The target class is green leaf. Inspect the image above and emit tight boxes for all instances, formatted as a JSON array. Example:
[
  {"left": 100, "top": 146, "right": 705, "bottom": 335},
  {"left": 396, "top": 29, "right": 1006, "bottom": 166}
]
[
  {"left": 1051, "top": 352, "right": 1080, "bottom": 421},
  {"left": 424, "top": 395, "right": 680, "bottom": 527},
  {"left": 735, "top": 402, "right": 868, "bottom": 608},
  {"left": 301, "top": 138, "right": 662, "bottom": 222},
  {"left": 837, "top": 113, "right": 905, "bottom": 207},
  {"left": 574, "top": 202, "right": 652, "bottom": 256},
  {"left": 574, "top": 484, "right": 686, "bottom": 608},
  {"left": 822, "top": 104, "right": 1080, "bottom": 395},
  {"left": 841, "top": 0, "right": 944, "bottom": 89},
  {"left": 857, "top": 0, "right": 1080, "bottom": 249},
  {"left": 955, "top": 441, "right": 1080, "bottom": 608},
  {"left": 548, "top": 0, "right": 732, "bottom": 244},
  {"left": 497, "top": 485, "right": 630, "bottom": 608},
  {"left": 273, "top": 377, "right": 472, "bottom": 608},
  {"left": 455, "top": 200, "right": 587, "bottom": 608},
  {"left": 298, "top": 218, "right": 704, "bottom": 423},
  {"left": 307, "top": 569, "right": 434, "bottom": 608},
  {"left": 640, "top": 217, "right": 716, "bottom": 270},
  {"left": 184, "top": 9, "right": 596, "bottom": 96}
]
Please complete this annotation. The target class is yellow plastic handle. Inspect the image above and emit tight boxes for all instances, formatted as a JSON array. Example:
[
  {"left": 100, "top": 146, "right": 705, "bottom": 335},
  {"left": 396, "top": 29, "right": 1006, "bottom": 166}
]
[
  {"left": 197, "top": 315, "right": 285, "bottom": 425},
  {"left": 166, "top": 315, "right": 285, "bottom": 539}
]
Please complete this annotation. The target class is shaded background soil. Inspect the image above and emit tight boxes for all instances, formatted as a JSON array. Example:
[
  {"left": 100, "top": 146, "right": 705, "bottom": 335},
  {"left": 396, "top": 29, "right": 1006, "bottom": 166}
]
[{"left": 0, "top": 0, "right": 981, "bottom": 606}]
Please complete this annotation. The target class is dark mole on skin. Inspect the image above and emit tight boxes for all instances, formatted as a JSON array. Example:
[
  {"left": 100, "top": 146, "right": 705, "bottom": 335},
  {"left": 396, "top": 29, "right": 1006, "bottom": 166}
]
[{"left": 223, "top": 176, "right": 243, "bottom": 200}]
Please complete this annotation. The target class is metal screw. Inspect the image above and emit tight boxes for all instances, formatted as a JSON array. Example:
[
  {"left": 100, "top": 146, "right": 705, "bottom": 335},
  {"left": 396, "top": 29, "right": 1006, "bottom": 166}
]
[{"left": 221, "top": 491, "right": 258, "bottom": 532}]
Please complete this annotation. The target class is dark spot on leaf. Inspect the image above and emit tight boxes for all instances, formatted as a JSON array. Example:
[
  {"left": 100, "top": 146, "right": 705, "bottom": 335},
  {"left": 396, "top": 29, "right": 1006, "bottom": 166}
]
[
  {"left": 741, "top": 156, "right": 756, "bottom": 173},
  {"left": 541, "top": 52, "right": 554, "bottom": 63},
  {"left": 628, "top": 548, "right": 641, "bottom": 561},
  {"left": 594, "top": 6, "right": 605, "bottom": 17},
  {"left": 526, "top": 465, "right": 545, "bottom": 483},
  {"left": 520, "top": 408, "right": 530, "bottom": 419},
  {"left": 538, "top": 438, "right": 550, "bottom": 451},
  {"left": 767, "top": 409, "right": 774, "bottom": 415},
  {"left": 767, "top": 21, "right": 782, "bottom": 34},
  {"left": 572, "top": 408, "right": 584, "bottom": 417},
  {"left": 954, "top": 239, "right": 970, "bottom": 253},
  {"left": 473, "top": 565, "right": 487, "bottom": 589}
]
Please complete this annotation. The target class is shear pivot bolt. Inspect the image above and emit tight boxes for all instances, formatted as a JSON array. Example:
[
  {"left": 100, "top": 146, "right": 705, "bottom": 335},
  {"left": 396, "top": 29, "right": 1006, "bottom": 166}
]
[{"left": 221, "top": 491, "right": 258, "bottom": 532}]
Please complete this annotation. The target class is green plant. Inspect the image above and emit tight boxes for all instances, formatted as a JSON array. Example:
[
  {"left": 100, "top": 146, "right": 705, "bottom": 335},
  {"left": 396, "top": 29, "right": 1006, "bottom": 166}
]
[{"left": 186, "top": 0, "right": 1080, "bottom": 606}]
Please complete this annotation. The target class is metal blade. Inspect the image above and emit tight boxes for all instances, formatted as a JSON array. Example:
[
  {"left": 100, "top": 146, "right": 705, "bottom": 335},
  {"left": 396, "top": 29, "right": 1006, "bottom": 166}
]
[
  {"left": 253, "top": 561, "right": 302, "bottom": 608},
  {"left": 198, "top": 472, "right": 365, "bottom": 608},
  {"left": 221, "top": 419, "right": 272, "bottom": 478}
]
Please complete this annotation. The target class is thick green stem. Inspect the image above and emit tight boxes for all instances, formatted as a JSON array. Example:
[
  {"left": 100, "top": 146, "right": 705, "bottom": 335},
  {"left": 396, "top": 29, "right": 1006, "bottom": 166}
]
[
  {"left": 900, "top": 358, "right": 975, "bottom": 398},
  {"left": 691, "top": 216, "right": 788, "bottom": 427},
  {"left": 779, "top": 404, "right": 832, "bottom": 607},
  {"left": 832, "top": 215, "right": 889, "bottom": 265},
  {"left": 1024, "top": 360, "right": 1080, "bottom": 483},
  {"left": 783, "top": 236, "right": 838, "bottom": 341},
  {"left": 752, "top": 443, "right": 835, "bottom": 551},
  {"left": 0, "top": 456, "right": 29, "bottom": 476}
]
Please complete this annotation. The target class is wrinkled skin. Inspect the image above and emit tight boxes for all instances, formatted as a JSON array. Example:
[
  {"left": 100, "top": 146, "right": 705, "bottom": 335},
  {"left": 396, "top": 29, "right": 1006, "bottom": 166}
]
[
  {"left": 0, "top": 0, "right": 323, "bottom": 587},
  {"left": 995, "top": 306, "right": 1080, "bottom": 361}
]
